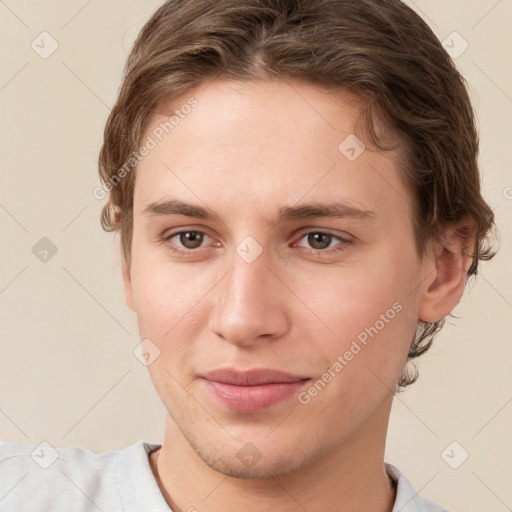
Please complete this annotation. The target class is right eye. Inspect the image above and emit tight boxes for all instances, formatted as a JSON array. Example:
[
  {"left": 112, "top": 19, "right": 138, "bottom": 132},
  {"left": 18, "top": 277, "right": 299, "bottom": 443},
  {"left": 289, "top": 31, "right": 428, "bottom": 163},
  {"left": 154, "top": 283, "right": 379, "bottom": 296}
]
[{"left": 160, "top": 229, "right": 220, "bottom": 257}]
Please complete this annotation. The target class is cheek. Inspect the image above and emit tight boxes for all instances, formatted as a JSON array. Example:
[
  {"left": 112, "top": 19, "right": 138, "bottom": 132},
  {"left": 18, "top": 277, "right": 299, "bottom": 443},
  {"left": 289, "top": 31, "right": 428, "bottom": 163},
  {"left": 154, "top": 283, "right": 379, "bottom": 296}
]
[
  {"left": 297, "top": 247, "right": 420, "bottom": 380},
  {"left": 128, "top": 244, "right": 227, "bottom": 382},
  {"left": 129, "top": 233, "right": 202, "bottom": 325},
  {"left": 132, "top": 268, "right": 204, "bottom": 341},
  {"left": 295, "top": 279, "right": 418, "bottom": 422},
  {"left": 131, "top": 264, "right": 208, "bottom": 398},
  {"left": 303, "top": 254, "right": 415, "bottom": 330}
]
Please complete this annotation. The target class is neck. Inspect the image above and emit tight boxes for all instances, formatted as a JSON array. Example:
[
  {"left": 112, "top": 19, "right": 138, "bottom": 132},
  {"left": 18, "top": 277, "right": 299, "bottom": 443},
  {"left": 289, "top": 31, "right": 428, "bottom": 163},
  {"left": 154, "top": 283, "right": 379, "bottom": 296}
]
[{"left": 150, "top": 395, "right": 396, "bottom": 512}]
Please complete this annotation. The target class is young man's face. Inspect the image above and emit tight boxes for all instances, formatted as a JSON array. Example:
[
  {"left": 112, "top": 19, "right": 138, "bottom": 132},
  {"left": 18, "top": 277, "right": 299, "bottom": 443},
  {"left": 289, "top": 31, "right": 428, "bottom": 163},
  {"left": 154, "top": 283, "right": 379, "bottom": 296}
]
[{"left": 123, "top": 79, "right": 434, "bottom": 478}]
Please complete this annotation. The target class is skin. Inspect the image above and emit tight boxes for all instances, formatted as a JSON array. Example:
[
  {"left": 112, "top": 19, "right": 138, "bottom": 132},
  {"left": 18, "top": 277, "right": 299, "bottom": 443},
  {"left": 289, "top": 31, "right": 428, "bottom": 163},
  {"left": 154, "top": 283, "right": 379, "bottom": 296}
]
[{"left": 122, "top": 78, "right": 472, "bottom": 512}]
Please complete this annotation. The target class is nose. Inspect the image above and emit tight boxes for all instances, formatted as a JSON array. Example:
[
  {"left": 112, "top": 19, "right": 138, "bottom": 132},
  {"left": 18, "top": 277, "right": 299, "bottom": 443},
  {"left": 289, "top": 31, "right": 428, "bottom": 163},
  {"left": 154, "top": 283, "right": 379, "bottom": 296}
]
[{"left": 209, "top": 247, "right": 290, "bottom": 348}]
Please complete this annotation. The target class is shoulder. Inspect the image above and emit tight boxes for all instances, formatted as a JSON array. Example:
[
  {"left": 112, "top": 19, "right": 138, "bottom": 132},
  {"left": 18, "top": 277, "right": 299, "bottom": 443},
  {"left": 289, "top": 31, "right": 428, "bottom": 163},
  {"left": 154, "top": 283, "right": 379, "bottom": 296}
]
[
  {"left": 0, "top": 440, "right": 159, "bottom": 512},
  {"left": 386, "top": 463, "right": 451, "bottom": 512}
]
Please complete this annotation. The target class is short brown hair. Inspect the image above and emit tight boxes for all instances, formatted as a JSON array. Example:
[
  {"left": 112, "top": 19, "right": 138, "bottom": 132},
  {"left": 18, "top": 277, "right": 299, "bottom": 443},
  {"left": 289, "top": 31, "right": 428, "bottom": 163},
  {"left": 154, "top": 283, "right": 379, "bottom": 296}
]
[{"left": 98, "top": 0, "right": 497, "bottom": 387}]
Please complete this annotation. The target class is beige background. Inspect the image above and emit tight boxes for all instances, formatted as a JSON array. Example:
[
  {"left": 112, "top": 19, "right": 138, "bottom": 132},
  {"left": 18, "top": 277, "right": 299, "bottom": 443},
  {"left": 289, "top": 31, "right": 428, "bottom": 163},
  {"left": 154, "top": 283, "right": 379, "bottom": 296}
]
[{"left": 1, "top": 1, "right": 511, "bottom": 510}]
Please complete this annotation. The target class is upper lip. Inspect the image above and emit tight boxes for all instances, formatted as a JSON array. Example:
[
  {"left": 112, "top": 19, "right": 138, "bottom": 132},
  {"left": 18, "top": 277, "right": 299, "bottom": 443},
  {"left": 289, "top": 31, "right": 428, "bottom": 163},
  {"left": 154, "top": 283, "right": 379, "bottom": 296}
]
[{"left": 202, "top": 368, "right": 310, "bottom": 386}]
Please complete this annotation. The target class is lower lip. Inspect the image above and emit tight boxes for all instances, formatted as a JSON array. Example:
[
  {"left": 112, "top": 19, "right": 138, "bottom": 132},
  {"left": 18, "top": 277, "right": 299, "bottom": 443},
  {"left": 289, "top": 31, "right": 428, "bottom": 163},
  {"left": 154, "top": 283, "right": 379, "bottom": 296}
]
[{"left": 202, "top": 378, "right": 310, "bottom": 413}]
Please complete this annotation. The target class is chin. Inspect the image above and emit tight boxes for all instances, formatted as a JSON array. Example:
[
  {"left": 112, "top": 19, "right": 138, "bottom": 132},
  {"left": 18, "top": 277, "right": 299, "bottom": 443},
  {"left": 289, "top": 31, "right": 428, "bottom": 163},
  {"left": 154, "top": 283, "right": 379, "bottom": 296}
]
[
  {"left": 185, "top": 428, "right": 333, "bottom": 481},
  {"left": 201, "top": 451, "right": 309, "bottom": 480}
]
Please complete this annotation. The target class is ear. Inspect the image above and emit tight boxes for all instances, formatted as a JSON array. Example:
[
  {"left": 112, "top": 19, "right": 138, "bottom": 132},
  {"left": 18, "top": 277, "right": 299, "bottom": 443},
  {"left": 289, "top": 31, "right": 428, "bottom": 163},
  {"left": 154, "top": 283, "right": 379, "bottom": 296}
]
[
  {"left": 418, "top": 220, "right": 475, "bottom": 323},
  {"left": 122, "top": 258, "right": 135, "bottom": 312}
]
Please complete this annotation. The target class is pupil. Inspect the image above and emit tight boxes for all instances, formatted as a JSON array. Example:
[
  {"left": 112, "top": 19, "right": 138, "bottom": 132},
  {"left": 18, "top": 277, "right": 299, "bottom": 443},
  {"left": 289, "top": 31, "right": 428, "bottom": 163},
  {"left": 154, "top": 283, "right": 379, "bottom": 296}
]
[
  {"left": 309, "top": 233, "right": 331, "bottom": 249},
  {"left": 181, "top": 231, "right": 203, "bottom": 248}
]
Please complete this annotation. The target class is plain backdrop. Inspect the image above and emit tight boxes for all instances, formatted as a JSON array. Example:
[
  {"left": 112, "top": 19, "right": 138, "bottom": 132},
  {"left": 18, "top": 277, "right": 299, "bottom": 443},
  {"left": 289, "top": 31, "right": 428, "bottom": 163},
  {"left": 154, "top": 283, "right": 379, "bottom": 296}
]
[{"left": 1, "top": 1, "right": 511, "bottom": 511}]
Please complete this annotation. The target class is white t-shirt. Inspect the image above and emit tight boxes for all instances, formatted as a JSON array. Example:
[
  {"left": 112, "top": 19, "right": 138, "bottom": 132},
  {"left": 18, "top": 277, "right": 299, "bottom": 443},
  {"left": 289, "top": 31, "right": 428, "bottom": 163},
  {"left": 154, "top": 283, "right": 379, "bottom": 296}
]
[{"left": 0, "top": 440, "right": 449, "bottom": 511}]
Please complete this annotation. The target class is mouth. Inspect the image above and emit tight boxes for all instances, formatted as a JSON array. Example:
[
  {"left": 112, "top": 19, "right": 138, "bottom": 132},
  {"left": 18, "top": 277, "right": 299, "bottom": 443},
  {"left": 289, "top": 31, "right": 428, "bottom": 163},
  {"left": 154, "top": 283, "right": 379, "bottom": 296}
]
[{"left": 200, "top": 368, "right": 311, "bottom": 413}]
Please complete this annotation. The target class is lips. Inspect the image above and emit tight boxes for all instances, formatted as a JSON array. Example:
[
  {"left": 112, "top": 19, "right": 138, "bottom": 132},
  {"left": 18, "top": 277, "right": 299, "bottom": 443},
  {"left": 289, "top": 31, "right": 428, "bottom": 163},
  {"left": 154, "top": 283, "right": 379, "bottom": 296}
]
[
  {"left": 201, "top": 368, "right": 311, "bottom": 412},
  {"left": 202, "top": 368, "right": 309, "bottom": 385}
]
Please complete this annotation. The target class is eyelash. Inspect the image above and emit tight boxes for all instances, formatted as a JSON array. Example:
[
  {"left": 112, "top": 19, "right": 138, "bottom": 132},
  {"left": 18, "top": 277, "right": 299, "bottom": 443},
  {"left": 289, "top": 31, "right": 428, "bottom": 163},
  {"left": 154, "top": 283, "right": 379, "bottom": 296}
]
[{"left": 160, "top": 229, "right": 352, "bottom": 258}]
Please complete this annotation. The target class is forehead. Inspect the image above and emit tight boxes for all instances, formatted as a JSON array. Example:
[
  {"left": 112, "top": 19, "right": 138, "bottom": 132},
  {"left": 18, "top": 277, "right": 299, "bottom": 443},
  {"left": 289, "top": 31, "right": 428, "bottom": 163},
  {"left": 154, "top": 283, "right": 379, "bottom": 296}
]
[{"left": 134, "top": 79, "right": 411, "bottom": 226}]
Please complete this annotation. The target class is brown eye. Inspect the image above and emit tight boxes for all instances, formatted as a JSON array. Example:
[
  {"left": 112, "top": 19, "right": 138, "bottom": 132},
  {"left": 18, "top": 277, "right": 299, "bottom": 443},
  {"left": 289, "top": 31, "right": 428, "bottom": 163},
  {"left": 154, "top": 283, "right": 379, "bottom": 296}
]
[
  {"left": 178, "top": 231, "right": 205, "bottom": 249},
  {"left": 295, "top": 230, "right": 352, "bottom": 255},
  {"left": 161, "top": 229, "right": 218, "bottom": 258},
  {"left": 307, "top": 232, "right": 333, "bottom": 250}
]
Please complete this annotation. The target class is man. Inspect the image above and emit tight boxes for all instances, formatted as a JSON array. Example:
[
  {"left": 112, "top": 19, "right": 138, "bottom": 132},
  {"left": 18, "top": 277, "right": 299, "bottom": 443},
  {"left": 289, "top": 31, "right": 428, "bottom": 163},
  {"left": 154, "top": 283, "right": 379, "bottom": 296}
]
[{"left": 0, "top": 0, "right": 497, "bottom": 511}]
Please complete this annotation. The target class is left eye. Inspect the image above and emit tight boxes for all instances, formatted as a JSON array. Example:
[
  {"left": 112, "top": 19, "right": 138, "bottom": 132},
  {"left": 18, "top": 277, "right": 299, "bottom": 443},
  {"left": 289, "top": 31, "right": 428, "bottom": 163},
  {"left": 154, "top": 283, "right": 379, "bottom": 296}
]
[{"left": 296, "top": 232, "right": 346, "bottom": 251}]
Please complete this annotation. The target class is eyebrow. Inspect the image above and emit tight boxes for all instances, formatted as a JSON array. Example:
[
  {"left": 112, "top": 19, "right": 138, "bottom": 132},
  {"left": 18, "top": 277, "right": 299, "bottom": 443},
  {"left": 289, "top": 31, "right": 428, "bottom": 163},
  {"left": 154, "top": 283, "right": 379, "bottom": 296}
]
[{"left": 142, "top": 199, "right": 377, "bottom": 223}]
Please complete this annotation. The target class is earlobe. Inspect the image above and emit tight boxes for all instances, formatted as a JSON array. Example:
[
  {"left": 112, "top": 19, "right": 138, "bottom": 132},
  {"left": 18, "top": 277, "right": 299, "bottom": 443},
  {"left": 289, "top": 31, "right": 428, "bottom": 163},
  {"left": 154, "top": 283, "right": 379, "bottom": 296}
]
[
  {"left": 418, "top": 223, "right": 474, "bottom": 323},
  {"left": 122, "top": 259, "right": 135, "bottom": 312}
]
